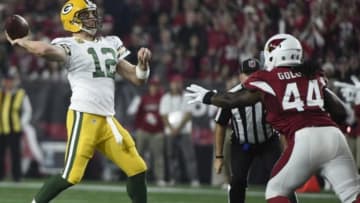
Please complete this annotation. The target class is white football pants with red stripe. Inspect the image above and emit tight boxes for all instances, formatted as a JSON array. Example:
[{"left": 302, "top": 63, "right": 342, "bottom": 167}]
[{"left": 266, "top": 126, "right": 360, "bottom": 203}]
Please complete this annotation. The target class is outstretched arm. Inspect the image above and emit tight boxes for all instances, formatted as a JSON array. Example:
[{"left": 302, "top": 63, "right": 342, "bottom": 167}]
[
  {"left": 117, "top": 47, "right": 151, "bottom": 86},
  {"left": 210, "top": 88, "right": 263, "bottom": 108},
  {"left": 5, "top": 32, "right": 67, "bottom": 62},
  {"left": 185, "top": 84, "right": 262, "bottom": 108}
]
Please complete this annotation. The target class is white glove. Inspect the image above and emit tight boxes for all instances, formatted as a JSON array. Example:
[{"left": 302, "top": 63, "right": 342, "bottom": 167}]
[
  {"left": 351, "top": 75, "right": 360, "bottom": 87},
  {"left": 185, "top": 84, "right": 211, "bottom": 104},
  {"left": 334, "top": 75, "right": 360, "bottom": 103}
]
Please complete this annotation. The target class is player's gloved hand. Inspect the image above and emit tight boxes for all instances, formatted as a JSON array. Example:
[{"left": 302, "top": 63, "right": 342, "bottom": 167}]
[
  {"left": 185, "top": 84, "right": 216, "bottom": 104},
  {"left": 334, "top": 75, "right": 360, "bottom": 103}
]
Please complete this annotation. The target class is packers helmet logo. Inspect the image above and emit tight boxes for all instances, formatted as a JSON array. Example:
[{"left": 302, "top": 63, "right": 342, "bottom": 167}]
[{"left": 62, "top": 3, "right": 73, "bottom": 14}]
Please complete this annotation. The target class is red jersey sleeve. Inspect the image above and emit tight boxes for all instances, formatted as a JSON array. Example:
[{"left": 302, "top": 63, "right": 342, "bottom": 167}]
[{"left": 243, "top": 70, "right": 277, "bottom": 96}]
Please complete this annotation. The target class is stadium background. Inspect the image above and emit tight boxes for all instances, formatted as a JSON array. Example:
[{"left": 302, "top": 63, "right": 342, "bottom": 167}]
[{"left": 0, "top": 0, "right": 359, "bottom": 202}]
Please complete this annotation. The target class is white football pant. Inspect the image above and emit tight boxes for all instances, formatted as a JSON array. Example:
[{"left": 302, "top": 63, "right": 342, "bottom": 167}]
[{"left": 266, "top": 126, "right": 360, "bottom": 203}]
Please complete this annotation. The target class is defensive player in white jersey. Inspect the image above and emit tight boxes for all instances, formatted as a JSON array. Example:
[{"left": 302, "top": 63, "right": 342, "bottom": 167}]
[{"left": 6, "top": 0, "right": 149, "bottom": 203}]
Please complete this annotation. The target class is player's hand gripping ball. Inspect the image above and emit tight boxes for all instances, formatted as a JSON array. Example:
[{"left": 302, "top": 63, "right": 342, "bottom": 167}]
[{"left": 5, "top": 15, "right": 29, "bottom": 40}]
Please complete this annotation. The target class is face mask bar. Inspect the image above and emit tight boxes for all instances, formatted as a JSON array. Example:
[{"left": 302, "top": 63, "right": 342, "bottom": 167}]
[{"left": 73, "top": 9, "right": 100, "bottom": 35}]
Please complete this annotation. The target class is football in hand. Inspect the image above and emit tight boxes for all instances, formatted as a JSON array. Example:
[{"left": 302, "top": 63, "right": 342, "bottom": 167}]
[{"left": 5, "top": 14, "right": 29, "bottom": 40}]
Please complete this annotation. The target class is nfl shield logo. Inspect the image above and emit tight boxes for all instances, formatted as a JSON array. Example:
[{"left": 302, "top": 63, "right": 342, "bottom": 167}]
[{"left": 248, "top": 60, "right": 256, "bottom": 69}]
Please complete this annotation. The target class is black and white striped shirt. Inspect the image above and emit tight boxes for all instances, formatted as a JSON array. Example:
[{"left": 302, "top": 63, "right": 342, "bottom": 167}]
[{"left": 214, "top": 84, "right": 274, "bottom": 144}]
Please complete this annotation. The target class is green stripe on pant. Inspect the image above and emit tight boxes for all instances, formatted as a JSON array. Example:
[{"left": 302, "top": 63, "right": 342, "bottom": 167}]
[{"left": 62, "top": 111, "right": 83, "bottom": 180}]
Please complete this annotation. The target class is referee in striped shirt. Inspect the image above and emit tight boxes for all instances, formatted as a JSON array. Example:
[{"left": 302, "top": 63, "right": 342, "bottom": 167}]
[{"left": 213, "top": 58, "right": 297, "bottom": 203}]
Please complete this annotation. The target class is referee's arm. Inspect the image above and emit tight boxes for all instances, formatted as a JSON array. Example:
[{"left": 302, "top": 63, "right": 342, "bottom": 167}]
[{"left": 214, "top": 108, "right": 231, "bottom": 174}]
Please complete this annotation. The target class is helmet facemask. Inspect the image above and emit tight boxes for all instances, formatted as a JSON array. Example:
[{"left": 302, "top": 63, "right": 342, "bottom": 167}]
[{"left": 74, "top": 8, "right": 99, "bottom": 36}]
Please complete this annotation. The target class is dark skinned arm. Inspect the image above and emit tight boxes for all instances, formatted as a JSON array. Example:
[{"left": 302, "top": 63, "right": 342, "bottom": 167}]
[
  {"left": 323, "top": 88, "right": 348, "bottom": 124},
  {"left": 208, "top": 88, "right": 263, "bottom": 109}
]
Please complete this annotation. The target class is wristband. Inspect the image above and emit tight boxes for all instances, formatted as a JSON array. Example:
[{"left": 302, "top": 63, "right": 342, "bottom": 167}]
[
  {"left": 135, "top": 65, "right": 150, "bottom": 80},
  {"left": 215, "top": 155, "right": 224, "bottom": 159},
  {"left": 203, "top": 91, "right": 215, "bottom": 104}
]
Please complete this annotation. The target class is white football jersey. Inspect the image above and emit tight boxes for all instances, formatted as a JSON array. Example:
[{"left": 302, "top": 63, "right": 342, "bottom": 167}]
[{"left": 51, "top": 36, "right": 130, "bottom": 116}]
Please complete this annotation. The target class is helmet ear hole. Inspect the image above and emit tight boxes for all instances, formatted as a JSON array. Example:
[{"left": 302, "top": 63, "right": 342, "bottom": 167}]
[{"left": 269, "top": 57, "right": 273, "bottom": 62}]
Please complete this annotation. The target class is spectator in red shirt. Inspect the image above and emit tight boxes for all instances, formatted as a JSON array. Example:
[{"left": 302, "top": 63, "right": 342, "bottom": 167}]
[{"left": 128, "top": 77, "right": 166, "bottom": 186}]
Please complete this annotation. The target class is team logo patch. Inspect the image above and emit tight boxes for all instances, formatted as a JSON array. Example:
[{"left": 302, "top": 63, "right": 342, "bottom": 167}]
[
  {"left": 62, "top": 3, "right": 73, "bottom": 14},
  {"left": 248, "top": 60, "right": 256, "bottom": 68}
]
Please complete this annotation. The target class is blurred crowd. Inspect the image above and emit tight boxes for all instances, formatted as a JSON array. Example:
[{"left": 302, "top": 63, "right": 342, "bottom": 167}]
[
  {"left": 0, "top": 0, "right": 360, "bottom": 187},
  {"left": 0, "top": 0, "right": 359, "bottom": 84}
]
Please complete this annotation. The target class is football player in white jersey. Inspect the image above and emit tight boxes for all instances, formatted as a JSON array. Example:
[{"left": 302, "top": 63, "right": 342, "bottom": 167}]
[{"left": 6, "top": 0, "right": 150, "bottom": 202}]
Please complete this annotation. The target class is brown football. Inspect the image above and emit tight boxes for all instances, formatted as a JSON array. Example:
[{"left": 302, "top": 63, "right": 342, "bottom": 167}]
[{"left": 5, "top": 14, "right": 29, "bottom": 40}]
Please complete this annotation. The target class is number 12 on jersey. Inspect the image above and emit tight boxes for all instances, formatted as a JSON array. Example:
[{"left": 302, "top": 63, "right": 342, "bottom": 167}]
[
  {"left": 88, "top": 47, "right": 117, "bottom": 78},
  {"left": 282, "top": 79, "right": 324, "bottom": 111}
]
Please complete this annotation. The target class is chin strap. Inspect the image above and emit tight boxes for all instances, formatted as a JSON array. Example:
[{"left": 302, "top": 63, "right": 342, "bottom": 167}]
[{"left": 81, "top": 27, "right": 97, "bottom": 36}]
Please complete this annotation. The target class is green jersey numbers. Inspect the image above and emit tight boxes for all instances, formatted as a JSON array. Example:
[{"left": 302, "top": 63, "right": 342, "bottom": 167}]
[{"left": 87, "top": 47, "right": 117, "bottom": 78}]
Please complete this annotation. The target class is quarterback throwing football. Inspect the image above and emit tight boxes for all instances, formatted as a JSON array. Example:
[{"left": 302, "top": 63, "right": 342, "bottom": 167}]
[
  {"left": 186, "top": 34, "right": 360, "bottom": 203},
  {"left": 6, "top": 0, "right": 149, "bottom": 203}
]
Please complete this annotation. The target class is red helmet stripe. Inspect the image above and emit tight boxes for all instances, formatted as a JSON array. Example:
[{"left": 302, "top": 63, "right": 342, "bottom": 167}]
[{"left": 268, "top": 38, "right": 286, "bottom": 52}]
